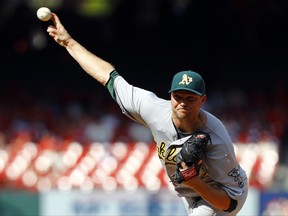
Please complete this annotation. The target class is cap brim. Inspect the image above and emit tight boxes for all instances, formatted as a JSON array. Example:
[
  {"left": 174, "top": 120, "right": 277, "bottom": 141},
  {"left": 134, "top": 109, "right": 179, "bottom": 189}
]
[{"left": 168, "top": 88, "right": 203, "bottom": 95}]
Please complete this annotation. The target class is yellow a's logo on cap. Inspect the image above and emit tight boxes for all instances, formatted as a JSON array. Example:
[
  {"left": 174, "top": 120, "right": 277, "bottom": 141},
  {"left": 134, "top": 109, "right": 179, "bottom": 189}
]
[{"left": 179, "top": 74, "right": 193, "bottom": 85}]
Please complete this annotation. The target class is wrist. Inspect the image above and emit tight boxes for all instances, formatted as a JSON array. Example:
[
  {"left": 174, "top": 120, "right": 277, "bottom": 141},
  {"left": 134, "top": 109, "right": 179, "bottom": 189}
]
[
  {"left": 65, "top": 37, "right": 76, "bottom": 48},
  {"left": 180, "top": 165, "right": 198, "bottom": 181}
]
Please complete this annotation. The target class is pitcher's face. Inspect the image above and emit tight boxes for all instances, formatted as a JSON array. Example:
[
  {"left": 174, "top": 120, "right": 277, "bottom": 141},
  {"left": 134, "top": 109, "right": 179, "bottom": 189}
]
[{"left": 171, "top": 90, "right": 206, "bottom": 120}]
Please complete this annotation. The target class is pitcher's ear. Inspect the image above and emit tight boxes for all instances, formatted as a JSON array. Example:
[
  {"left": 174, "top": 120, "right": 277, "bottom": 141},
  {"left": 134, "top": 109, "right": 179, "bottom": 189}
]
[{"left": 201, "top": 95, "right": 207, "bottom": 103}]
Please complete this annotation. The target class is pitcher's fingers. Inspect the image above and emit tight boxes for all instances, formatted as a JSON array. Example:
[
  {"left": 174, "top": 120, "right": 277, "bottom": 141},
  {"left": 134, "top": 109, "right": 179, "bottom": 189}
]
[
  {"left": 47, "top": 28, "right": 56, "bottom": 37},
  {"left": 50, "top": 13, "right": 62, "bottom": 27},
  {"left": 180, "top": 162, "right": 188, "bottom": 169},
  {"left": 48, "top": 32, "right": 55, "bottom": 38},
  {"left": 47, "top": 25, "right": 56, "bottom": 34},
  {"left": 47, "top": 25, "right": 56, "bottom": 30}
]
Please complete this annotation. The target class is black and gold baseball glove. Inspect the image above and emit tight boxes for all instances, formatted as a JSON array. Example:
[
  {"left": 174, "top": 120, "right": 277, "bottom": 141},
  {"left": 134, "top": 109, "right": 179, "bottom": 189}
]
[{"left": 173, "top": 131, "right": 211, "bottom": 184}]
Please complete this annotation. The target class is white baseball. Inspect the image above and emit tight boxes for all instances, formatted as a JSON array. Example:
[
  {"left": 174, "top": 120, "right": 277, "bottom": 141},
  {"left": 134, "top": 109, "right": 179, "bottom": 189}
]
[{"left": 37, "top": 7, "right": 52, "bottom": 21}]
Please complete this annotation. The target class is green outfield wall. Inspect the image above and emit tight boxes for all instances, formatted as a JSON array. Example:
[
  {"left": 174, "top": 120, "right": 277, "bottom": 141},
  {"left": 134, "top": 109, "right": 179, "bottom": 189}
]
[{"left": 0, "top": 190, "right": 39, "bottom": 216}]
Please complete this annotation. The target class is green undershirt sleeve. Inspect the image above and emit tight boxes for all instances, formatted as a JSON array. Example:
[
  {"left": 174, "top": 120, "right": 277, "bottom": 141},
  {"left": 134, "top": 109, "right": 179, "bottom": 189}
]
[{"left": 105, "top": 70, "right": 120, "bottom": 101}]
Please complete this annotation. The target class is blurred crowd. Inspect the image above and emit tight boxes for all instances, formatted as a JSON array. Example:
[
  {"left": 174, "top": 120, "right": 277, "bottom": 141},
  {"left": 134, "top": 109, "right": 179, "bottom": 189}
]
[
  {"left": 0, "top": 83, "right": 287, "bottom": 159},
  {"left": 0, "top": 79, "right": 287, "bottom": 192}
]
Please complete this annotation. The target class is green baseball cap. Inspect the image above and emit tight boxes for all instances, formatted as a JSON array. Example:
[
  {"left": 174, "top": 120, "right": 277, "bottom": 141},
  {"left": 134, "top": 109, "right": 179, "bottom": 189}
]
[{"left": 168, "top": 70, "right": 205, "bottom": 95}]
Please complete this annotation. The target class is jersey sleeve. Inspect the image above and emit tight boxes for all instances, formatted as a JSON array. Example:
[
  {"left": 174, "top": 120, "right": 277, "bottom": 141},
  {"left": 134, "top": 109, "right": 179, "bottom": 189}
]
[
  {"left": 105, "top": 70, "right": 120, "bottom": 101},
  {"left": 105, "top": 70, "right": 159, "bottom": 126}
]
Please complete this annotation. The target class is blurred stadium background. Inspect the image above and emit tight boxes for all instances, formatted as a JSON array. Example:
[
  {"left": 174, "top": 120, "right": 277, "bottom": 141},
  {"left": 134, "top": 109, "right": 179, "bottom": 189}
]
[{"left": 0, "top": 0, "right": 288, "bottom": 215}]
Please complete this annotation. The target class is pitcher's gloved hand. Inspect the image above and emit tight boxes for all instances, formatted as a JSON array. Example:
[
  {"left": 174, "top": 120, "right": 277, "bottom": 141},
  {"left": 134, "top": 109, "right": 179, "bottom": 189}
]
[{"left": 173, "top": 131, "right": 211, "bottom": 184}]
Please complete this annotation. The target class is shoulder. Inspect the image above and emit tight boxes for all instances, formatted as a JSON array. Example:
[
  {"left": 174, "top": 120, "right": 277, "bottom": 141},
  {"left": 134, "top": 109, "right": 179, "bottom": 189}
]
[
  {"left": 203, "top": 110, "right": 226, "bottom": 130},
  {"left": 203, "top": 110, "right": 233, "bottom": 144},
  {"left": 115, "top": 75, "right": 171, "bottom": 106}
]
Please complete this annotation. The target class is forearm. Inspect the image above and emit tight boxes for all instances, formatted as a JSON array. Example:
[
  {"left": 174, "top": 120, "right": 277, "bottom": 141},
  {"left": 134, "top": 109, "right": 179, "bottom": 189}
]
[
  {"left": 65, "top": 39, "right": 115, "bottom": 86},
  {"left": 183, "top": 177, "right": 231, "bottom": 211}
]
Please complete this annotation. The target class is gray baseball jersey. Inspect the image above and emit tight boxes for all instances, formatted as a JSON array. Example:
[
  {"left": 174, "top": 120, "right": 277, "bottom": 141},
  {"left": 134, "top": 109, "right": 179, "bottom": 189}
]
[{"left": 107, "top": 71, "right": 248, "bottom": 212}]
